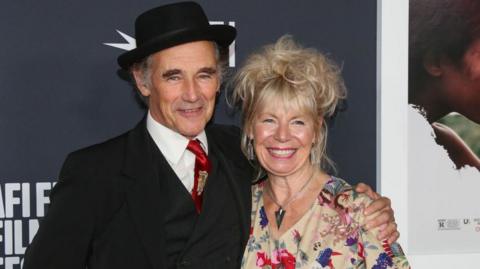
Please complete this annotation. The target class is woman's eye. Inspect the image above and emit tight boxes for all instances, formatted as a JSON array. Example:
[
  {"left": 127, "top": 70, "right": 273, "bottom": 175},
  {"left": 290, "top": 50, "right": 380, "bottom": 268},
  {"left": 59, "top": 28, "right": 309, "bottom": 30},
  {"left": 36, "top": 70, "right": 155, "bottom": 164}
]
[
  {"left": 262, "top": 118, "right": 274, "bottom": 123},
  {"left": 292, "top": 120, "right": 305, "bottom": 125}
]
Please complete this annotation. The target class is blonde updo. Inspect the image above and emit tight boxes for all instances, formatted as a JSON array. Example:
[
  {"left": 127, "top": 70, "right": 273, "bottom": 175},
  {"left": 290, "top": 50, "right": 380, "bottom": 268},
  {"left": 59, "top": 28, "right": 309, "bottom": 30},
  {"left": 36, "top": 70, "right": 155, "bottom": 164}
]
[{"left": 231, "top": 35, "right": 346, "bottom": 172}]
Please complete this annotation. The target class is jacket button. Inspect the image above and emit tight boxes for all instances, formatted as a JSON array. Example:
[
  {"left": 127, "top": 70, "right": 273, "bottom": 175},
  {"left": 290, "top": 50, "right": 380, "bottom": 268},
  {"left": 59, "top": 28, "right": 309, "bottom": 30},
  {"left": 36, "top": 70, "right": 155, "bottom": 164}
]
[
  {"left": 225, "top": 256, "right": 231, "bottom": 262},
  {"left": 179, "top": 260, "right": 190, "bottom": 267}
]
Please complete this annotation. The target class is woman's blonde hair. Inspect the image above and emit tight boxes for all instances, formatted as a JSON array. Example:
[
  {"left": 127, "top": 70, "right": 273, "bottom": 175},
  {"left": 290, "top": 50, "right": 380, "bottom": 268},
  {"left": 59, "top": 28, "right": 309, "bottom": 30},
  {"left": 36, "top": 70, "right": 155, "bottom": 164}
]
[{"left": 231, "top": 35, "right": 346, "bottom": 174}]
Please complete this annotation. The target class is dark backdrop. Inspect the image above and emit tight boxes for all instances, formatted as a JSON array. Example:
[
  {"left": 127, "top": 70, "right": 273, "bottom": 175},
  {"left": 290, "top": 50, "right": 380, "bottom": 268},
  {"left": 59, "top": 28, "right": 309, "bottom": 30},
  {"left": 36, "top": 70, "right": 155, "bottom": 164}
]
[{"left": 0, "top": 0, "right": 376, "bottom": 266}]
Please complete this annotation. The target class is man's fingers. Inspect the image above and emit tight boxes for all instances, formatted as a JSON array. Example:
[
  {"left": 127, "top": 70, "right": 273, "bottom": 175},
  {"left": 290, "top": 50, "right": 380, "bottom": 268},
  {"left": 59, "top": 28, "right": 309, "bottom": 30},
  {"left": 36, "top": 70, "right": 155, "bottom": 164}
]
[
  {"left": 388, "top": 231, "right": 400, "bottom": 244},
  {"left": 355, "top": 182, "right": 369, "bottom": 193},
  {"left": 355, "top": 183, "right": 373, "bottom": 197},
  {"left": 364, "top": 197, "right": 391, "bottom": 216},
  {"left": 378, "top": 222, "right": 400, "bottom": 243},
  {"left": 365, "top": 212, "right": 400, "bottom": 243},
  {"left": 355, "top": 183, "right": 381, "bottom": 200},
  {"left": 356, "top": 182, "right": 399, "bottom": 243},
  {"left": 365, "top": 208, "right": 392, "bottom": 229}
]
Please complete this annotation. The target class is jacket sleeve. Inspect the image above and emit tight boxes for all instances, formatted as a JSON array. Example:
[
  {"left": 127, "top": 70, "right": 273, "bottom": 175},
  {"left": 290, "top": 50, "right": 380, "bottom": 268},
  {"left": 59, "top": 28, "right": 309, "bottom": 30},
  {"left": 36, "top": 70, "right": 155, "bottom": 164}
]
[{"left": 23, "top": 153, "right": 96, "bottom": 269}]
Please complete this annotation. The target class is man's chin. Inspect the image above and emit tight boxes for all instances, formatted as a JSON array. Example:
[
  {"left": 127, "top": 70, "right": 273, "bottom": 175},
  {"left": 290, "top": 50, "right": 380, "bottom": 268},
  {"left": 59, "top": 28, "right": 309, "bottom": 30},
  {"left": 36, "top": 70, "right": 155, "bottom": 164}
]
[{"left": 178, "top": 125, "right": 207, "bottom": 139}]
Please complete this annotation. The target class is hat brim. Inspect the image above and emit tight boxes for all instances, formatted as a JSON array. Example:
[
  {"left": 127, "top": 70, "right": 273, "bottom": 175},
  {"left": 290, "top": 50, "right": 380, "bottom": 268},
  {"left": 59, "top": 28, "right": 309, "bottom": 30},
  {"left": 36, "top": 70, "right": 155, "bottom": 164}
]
[{"left": 117, "top": 25, "right": 236, "bottom": 70}]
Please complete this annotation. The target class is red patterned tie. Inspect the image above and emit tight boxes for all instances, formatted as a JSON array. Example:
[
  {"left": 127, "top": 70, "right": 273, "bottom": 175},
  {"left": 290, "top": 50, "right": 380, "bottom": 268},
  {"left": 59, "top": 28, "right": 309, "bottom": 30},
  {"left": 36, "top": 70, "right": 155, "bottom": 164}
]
[{"left": 186, "top": 139, "right": 211, "bottom": 213}]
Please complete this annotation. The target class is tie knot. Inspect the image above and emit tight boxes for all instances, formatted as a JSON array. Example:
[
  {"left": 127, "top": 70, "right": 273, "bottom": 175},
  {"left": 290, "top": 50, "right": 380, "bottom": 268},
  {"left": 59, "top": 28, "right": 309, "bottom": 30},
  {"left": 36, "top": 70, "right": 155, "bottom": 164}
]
[
  {"left": 187, "top": 139, "right": 206, "bottom": 158},
  {"left": 187, "top": 139, "right": 211, "bottom": 172}
]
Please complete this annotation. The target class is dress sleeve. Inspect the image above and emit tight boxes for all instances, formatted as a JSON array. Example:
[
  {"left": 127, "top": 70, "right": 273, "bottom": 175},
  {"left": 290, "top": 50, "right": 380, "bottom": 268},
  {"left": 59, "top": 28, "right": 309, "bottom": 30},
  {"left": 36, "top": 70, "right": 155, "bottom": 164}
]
[{"left": 353, "top": 193, "right": 411, "bottom": 269}]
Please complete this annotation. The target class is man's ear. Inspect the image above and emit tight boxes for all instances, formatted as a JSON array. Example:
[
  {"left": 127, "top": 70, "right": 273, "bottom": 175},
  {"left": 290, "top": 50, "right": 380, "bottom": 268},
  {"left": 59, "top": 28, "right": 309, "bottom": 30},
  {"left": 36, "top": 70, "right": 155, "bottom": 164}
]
[
  {"left": 132, "top": 68, "right": 151, "bottom": 97},
  {"left": 423, "top": 52, "right": 443, "bottom": 77}
]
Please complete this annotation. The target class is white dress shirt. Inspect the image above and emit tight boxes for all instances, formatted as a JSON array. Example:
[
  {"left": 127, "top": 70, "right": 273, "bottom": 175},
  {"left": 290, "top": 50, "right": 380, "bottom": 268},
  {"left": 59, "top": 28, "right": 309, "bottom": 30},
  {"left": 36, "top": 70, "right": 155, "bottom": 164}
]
[{"left": 146, "top": 111, "right": 208, "bottom": 193}]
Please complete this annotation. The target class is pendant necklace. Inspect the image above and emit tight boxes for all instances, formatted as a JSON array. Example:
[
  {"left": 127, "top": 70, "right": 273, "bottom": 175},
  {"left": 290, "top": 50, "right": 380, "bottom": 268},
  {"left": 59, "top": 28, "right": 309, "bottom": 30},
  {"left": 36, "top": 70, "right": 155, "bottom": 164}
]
[{"left": 265, "top": 170, "right": 316, "bottom": 229}]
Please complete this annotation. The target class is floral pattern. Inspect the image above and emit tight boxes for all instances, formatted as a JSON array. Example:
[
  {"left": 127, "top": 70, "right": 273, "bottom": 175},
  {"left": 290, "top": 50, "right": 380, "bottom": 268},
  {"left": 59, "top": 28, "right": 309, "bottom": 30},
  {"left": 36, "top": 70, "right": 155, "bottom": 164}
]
[{"left": 241, "top": 177, "right": 410, "bottom": 269}]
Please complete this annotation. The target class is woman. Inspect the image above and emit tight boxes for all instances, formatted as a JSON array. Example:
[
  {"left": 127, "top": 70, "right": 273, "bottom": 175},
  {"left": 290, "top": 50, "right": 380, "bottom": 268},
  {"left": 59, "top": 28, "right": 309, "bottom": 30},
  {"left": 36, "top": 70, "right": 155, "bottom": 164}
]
[{"left": 233, "top": 36, "right": 410, "bottom": 268}]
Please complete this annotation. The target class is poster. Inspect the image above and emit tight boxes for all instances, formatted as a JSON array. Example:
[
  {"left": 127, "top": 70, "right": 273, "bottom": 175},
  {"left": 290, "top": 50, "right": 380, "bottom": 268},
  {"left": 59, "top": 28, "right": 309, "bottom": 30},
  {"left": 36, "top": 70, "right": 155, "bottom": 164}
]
[{"left": 407, "top": 0, "right": 480, "bottom": 254}]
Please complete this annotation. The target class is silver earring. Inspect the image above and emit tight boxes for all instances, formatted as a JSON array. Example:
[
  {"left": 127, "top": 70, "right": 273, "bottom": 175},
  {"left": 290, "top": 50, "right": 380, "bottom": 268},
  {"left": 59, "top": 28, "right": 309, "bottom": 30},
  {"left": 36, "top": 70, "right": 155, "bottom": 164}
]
[
  {"left": 310, "top": 145, "right": 316, "bottom": 164},
  {"left": 247, "top": 139, "right": 255, "bottom": 160}
]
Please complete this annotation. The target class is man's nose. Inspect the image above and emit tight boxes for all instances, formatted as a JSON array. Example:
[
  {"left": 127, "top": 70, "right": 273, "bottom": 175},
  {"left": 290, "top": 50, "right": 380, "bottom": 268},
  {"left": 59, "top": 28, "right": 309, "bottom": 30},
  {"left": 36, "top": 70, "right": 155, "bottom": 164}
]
[{"left": 182, "top": 79, "right": 200, "bottom": 102}]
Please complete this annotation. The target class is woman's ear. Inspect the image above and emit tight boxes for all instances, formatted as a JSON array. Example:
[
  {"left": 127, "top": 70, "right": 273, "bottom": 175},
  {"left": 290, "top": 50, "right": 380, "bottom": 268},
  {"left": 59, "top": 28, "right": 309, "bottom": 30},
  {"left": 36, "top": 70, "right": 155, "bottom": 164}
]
[
  {"left": 247, "top": 126, "right": 254, "bottom": 140},
  {"left": 314, "top": 117, "right": 324, "bottom": 143}
]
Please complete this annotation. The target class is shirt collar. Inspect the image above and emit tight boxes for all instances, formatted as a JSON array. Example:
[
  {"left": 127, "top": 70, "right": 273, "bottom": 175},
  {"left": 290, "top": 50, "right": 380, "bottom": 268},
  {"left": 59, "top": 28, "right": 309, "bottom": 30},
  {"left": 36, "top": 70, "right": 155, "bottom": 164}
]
[{"left": 146, "top": 111, "right": 208, "bottom": 165}]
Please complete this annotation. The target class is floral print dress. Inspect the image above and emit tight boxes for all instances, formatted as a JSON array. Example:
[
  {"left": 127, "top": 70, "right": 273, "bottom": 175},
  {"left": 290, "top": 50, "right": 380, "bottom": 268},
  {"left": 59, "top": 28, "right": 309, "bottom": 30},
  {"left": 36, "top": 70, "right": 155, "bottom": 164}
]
[{"left": 241, "top": 177, "right": 410, "bottom": 269}]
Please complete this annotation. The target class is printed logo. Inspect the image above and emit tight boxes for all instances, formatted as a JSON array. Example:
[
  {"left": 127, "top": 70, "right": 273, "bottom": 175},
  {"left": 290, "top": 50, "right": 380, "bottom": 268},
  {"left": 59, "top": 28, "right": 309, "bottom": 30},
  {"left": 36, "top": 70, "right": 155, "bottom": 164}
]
[
  {"left": 1, "top": 181, "right": 56, "bottom": 268},
  {"left": 437, "top": 218, "right": 460, "bottom": 230},
  {"left": 437, "top": 217, "right": 480, "bottom": 232},
  {"left": 104, "top": 30, "right": 136, "bottom": 51}
]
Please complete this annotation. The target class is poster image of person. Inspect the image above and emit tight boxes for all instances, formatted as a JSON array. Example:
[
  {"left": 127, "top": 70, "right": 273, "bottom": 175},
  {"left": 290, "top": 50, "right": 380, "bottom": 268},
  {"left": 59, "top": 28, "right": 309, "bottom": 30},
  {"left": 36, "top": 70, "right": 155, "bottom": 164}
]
[
  {"left": 409, "top": 0, "right": 480, "bottom": 170},
  {"left": 407, "top": 0, "right": 480, "bottom": 254}
]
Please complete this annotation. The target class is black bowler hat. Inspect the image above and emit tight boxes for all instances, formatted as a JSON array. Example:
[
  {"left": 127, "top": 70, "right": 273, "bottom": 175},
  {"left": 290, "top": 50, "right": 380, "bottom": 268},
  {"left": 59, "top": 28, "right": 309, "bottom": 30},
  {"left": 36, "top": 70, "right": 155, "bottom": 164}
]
[{"left": 117, "top": 1, "right": 236, "bottom": 69}]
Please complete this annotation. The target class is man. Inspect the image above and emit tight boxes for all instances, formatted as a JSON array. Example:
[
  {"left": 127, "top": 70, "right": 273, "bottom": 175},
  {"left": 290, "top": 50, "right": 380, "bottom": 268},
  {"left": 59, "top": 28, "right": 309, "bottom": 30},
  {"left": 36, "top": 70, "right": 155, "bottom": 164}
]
[{"left": 23, "top": 2, "right": 398, "bottom": 269}]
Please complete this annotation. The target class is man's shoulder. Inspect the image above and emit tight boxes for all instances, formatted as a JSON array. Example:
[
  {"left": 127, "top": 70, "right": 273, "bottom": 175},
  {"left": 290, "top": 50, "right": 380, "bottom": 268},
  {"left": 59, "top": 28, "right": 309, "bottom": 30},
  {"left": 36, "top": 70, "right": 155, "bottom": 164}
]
[
  {"left": 206, "top": 123, "right": 241, "bottom": 139},
  {"left": 206, "top": 123, "right": 242, "bottom": 155},
  {"left": 207, "top": 122, "right": 253, "bottom": 164},
  {"left": 61, "top": 126, "right": 139, "bottom": 176},
  {"left": 206, "top": 123, "right": 253, "bottom": 182},
  {"left": 69, "top": 131, "right": 129, "bottom": 161}
]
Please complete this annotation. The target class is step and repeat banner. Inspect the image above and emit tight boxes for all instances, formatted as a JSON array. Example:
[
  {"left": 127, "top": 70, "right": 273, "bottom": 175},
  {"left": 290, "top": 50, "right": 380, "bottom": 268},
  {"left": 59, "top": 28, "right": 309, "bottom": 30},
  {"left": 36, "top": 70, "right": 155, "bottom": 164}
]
[{"left": 0, "top": 0, "right": 377, "bottom": 267}]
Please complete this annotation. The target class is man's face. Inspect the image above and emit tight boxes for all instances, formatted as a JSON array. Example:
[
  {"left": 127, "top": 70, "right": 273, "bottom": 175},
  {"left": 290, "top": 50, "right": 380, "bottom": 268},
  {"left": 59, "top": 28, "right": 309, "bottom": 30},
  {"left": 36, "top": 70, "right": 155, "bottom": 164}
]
[{"left": 134, "top": 41, "right": 219, "bottom": 138}]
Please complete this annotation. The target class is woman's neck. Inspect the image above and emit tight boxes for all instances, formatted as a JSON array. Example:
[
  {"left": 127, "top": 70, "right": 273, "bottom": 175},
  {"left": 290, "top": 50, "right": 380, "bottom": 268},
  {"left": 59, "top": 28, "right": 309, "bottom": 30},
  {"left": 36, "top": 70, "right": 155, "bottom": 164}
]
[{"left": 267, "top": 165, "right": 322, "bottom": 203}]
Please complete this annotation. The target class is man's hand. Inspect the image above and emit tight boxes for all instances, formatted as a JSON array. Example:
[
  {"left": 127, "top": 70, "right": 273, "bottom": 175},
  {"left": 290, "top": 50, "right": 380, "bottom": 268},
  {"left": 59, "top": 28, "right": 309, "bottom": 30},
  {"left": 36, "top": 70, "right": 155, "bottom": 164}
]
[{"left": 355, "top": 183, "right": 399, "bottom": 244}]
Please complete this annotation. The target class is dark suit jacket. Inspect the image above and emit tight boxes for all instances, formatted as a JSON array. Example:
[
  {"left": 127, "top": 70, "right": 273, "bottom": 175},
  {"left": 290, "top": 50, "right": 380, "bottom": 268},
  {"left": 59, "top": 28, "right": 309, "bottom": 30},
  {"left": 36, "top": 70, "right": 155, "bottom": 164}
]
[{"left": 23, "top": 120, "right": 253, "bottom": 269}]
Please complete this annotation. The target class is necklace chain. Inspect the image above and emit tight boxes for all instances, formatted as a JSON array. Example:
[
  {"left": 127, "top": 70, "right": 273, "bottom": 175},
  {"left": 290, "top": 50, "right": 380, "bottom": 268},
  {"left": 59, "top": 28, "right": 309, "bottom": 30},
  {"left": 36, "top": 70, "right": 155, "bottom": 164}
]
[{"left": 265, "top": 170, "right": 316, "bottom": 211}]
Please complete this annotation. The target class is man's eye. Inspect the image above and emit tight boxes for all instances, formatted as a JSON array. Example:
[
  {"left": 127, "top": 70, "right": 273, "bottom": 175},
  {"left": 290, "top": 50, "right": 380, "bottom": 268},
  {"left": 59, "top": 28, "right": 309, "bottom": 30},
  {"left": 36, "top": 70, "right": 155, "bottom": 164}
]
[
  {"left": 166, "top": 76, "right": 181, "bottom": 81},
  {"left": 198, "top": 73, "right": 213, "bottom": 79}
]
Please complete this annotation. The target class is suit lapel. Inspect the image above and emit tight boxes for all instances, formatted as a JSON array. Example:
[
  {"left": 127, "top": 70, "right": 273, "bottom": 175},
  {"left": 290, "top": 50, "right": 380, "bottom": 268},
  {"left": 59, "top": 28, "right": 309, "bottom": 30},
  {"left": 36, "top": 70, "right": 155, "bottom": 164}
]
[
  {"left": 205, "top": 128, "right": 252, "bottom": 246},
  {"left": 121, "top": 120, "right": 167, "bottom": 269}
]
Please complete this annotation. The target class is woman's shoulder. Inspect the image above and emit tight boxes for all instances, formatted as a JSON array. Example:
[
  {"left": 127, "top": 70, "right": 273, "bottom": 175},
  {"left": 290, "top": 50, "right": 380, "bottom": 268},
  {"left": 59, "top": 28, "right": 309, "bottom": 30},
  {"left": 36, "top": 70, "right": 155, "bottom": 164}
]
[
  {"left": 320, "top": 176, "right": 373, "bottom": 213},
  {"left": 322, "top": 176, "right": 353, "bottom": 195}
]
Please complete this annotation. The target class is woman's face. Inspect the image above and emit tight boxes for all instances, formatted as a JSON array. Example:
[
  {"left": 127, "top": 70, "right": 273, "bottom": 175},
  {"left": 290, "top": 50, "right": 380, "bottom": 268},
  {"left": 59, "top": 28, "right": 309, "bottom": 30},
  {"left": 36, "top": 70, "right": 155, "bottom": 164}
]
[{"left": 251, "top": 100, "right": 317, "bottom": 178}]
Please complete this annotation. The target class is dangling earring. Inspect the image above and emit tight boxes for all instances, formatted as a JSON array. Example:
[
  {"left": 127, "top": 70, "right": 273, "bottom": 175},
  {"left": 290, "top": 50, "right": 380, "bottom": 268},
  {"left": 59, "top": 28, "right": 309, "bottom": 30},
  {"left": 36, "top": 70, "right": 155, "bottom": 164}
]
[
  {"left": 247, "top": 139, "right": 255, "bottom": 160},
  {"left": 310, "top": 144, "right": 316, "bottom": 164}
]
